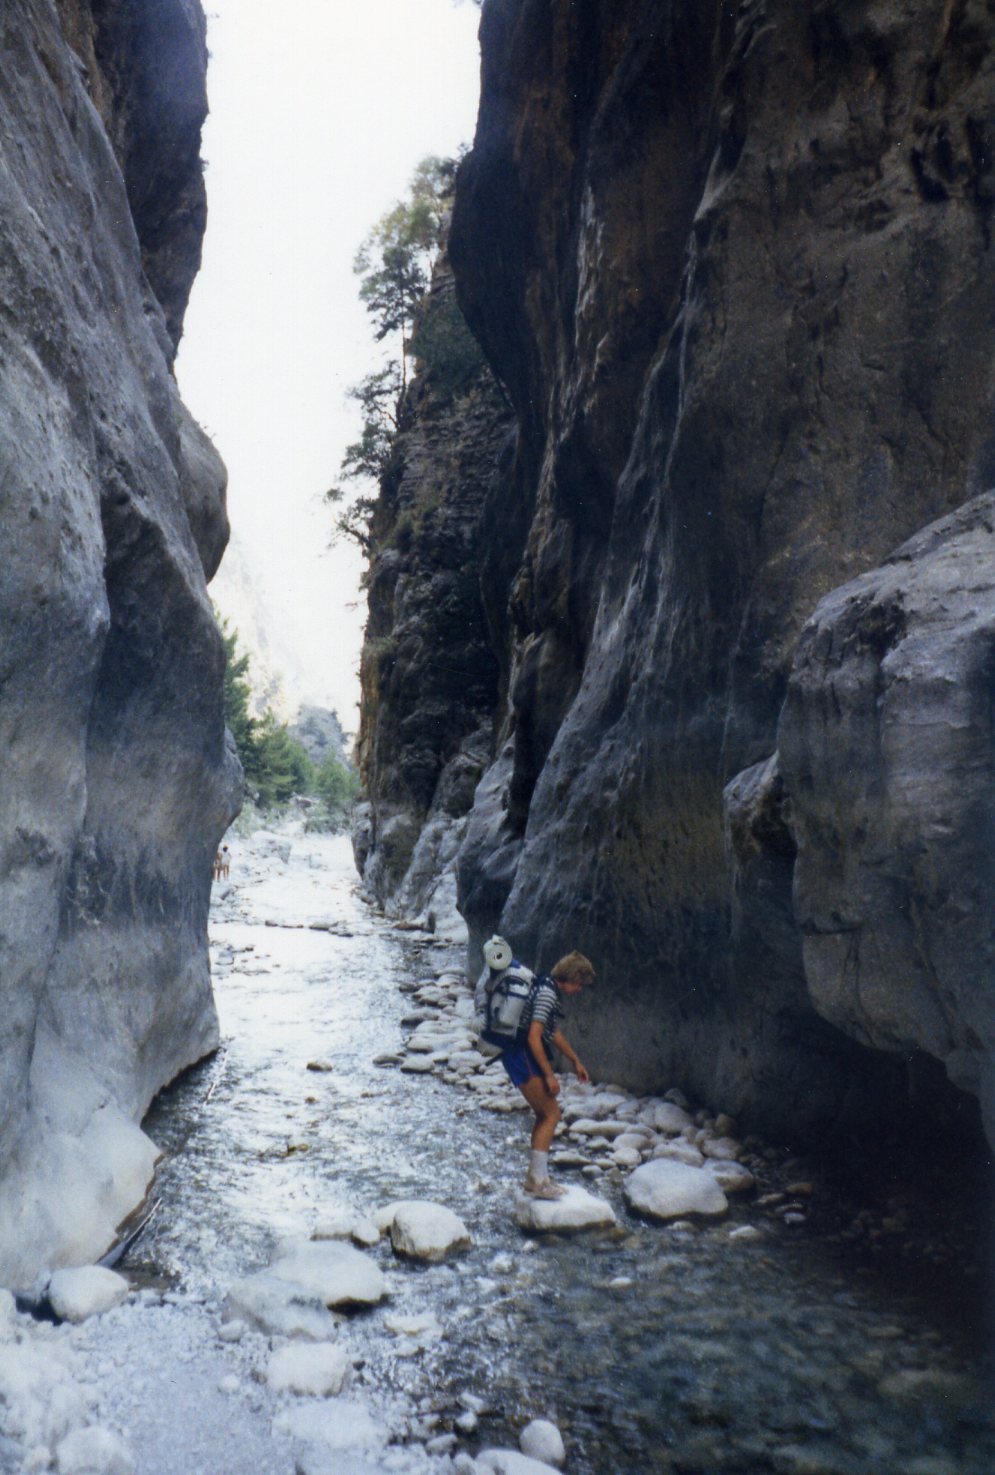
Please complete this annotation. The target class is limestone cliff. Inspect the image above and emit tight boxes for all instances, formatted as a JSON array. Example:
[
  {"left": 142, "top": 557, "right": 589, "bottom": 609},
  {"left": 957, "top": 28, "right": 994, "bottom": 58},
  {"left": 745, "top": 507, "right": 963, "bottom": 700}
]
[
  {"left": 355, "top": 251, "right": 512, "bottom": 940},
  {"left": 0, "top": 0, "right": 238, "bottom": 1288},
  {"left": 429, "top": 0, "right": 995, "bottom": 1147}
]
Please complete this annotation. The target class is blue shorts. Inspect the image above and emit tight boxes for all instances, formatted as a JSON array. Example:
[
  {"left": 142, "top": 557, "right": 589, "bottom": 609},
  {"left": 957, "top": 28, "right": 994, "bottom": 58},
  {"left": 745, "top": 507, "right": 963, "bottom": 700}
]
[{"left": 501, "top": 1042, "right": 542, "bottom": 1088}]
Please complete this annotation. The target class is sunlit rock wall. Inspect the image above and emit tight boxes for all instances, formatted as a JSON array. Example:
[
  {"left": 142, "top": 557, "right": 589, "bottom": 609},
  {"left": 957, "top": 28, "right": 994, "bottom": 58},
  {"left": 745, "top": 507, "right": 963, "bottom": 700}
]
[
  {"left": 448, "top": 0, "right": 995, "bottom": 1143},
  {"left": 0, "top": 0, "right": 239, "bottom": 1290}
]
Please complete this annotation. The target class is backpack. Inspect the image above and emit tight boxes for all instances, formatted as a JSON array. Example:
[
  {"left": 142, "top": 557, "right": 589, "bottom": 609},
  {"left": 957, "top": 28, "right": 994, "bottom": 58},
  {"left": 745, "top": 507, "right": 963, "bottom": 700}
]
[{"left": 477, "top": 937, "right": 536, "bottom": 1048}]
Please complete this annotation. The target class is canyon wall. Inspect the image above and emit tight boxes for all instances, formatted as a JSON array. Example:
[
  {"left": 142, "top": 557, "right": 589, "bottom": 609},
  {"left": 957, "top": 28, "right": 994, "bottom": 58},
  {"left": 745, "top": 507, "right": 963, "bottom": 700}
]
[
  {"left": 355, "top": 252, "right": 513, "bottom": 940},
  {"left": 360, "top": 0, "right": 993, "bottom": 1150},
  {"left": 0, "top": 0, "right": 238, "bottom": 1289}
]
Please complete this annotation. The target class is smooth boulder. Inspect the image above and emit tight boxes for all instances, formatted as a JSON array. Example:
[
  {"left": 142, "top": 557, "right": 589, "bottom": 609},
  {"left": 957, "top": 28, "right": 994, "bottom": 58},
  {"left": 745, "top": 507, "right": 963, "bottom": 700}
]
[
  {"left": 269, "top": 1240, "right": 387, "bottom": 1309},
  {"left": 387, "top": 1201, "right": 471, "bottom": 1261},
  {"left": 624, "top": 1160, "right": 728, "bottom": 1221},
  {"left": 47, "top": 1266, "right": 129, "bottom": 1323},
  {"left": 267, "top": 1342, "right": 350, "bottom": 1397},
  {"left": 514, "top": 1185, "right": 616, "bottom": 1233}
]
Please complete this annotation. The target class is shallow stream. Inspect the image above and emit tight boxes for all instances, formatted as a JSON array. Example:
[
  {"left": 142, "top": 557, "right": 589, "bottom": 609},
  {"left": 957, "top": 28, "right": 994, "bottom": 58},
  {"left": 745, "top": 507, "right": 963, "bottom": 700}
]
[{"left": 129, "top": 825, "right": 993, "bottom": 1475}]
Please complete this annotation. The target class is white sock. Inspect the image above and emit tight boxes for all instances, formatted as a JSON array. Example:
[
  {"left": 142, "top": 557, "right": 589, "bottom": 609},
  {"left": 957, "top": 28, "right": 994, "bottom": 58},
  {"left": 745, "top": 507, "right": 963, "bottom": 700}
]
[{"left": 529, "top": 1150, "right": 548, "bottom": 1180}]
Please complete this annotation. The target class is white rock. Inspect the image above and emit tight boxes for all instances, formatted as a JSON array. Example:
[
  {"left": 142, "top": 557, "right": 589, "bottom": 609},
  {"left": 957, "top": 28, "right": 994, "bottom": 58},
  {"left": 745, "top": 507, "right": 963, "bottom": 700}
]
[
  {"left": 273, "top": 1397, "right": 386, "bottom": 1453},
  {"left": 313, "top": 1206, "right": 381, "bottom": 1248},
  {"left": 224, "top": 1273, "right": 341, "bottom": 1339},
  {"left": 566, "top": 1118, "right": 629, "bottom": 1139},
  {"left": 614, "top": 1130, "right": 653, "bottom": 1150},
  {"left": 624, "top": 1160, "right": 728, "bottom": 1221},
  {"left": 611, "top": 1147, "right": 642, "bottom": 1168},
  {"left": 267, "top": 1341, "right": 350, "bottom": 1397},
  {"left": 0, "top": 1287, "right": 17, "bottom": 1331},
  {"left": 56, "top": 1426, "right": 135, "bottom": 1475},
  {"left": 704, "top": 1160, "right": 755, "bottom": 1194},
  {"left": 218, "top": 1319, "right": 246, "bottom": 1343},
  {"left": 269, "top": 1240, "right": 387, "bottom": 1309},
  {"left": 478, "top": 1450, "right": 562, "bottom": 1475},
  {"left": 399, "top": 1056, "right": 436, "bottom": 1073},
  {"left": 389, "top": 1202, "right": 472, "bottom": 1262},
  {"left": 702, "top": 1136, "right": 742, "bottom": 1161},
  {"left": 0, "top": 1343, "right": 90, "bottom": 1449},
  {"left": 520, "top": 1418, "right": 566, "bottom": 1466},
  {"left": 514, "top": 1185, "right": 616, "bottom": 1233},
  {"left": 651, "top": 1140, "right": 705, "bottom": 1167},
  {"left": 728, "top": 1225, "right": 763, "bottom": 1242},
  {"left": 47, "top": 1267, "right": 129, "bottom": 1324},
  {"left": 383, "top": 1311, "right": 442, "bottom": 1342},
  {"left": 649, "top": 1102, "right": 693, "bottom": 1134},
  {"left": 218, "top": 1373, "right": 241, "bottom": 1394}
]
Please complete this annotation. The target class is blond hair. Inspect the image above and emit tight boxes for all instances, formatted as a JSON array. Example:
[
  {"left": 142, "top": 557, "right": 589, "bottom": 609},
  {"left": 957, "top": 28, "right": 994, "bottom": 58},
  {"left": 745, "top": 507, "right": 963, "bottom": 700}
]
[{"left": 550, "top": 951, "right": 596, "bottom": 986}]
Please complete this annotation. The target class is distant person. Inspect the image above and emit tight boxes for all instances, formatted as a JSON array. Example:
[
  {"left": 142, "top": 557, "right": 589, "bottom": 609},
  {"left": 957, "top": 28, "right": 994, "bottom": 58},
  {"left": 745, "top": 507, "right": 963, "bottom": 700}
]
[
  {"left": 219, "top": 844, "right": 230, "bottom": 879},
  {"left": 478, "top": 943, "right": 596, "bottom": 1199}
]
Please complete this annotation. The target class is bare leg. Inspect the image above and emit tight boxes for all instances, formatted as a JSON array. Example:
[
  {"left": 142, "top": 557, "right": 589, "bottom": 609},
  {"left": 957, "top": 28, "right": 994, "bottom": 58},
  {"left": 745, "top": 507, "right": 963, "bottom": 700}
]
[{"left": 519, "top": 1074, "right": 561, "bottom": 1152}]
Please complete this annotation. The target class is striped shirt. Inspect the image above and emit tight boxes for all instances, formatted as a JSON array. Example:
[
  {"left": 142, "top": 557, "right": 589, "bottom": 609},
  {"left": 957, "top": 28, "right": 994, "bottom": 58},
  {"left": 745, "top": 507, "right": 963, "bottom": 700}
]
[{"left": 523, "top": 975, "right": 564, "bottom": 1052}]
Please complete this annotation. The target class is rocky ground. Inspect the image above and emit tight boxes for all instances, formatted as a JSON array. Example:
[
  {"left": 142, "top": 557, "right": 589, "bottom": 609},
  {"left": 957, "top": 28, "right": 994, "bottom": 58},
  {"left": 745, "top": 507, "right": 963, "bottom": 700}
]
[{"left": 0, "top": 821, "right": 991, "bottom": 1475}]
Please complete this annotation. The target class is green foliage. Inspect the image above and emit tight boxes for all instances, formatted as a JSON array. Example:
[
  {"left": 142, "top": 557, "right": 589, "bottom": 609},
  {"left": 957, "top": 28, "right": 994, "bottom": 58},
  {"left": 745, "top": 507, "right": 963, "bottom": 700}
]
[
  {"left": 353, "top": 156, "right": 455, "bottom": 385},
  {"left": 410, "top": 292, "right": 486, "bottom": 403},
  {"left": 221, "top": 620, "right": 255, "bottom": 759},
  {"left": 315, "top": 753, "right": 361, "bottom": 810},
  {"left": 325, "top": 364, "right": 402, "bottom": 550},
  {"left": 249, "top": 711, "right": 315, "bottom": 808},
  {"left": 329, "top": 151, "right": 491, "bottom": 552},
  {"left": 220, "top": 615, "right": 360, "bottom": 816}
]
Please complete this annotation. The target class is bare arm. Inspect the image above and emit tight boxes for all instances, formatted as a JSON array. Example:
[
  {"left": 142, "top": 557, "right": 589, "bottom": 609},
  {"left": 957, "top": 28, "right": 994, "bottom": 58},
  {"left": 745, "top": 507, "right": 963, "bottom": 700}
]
[{"left": 552, "top": 1028, "right": 589, "bottom": 1083}]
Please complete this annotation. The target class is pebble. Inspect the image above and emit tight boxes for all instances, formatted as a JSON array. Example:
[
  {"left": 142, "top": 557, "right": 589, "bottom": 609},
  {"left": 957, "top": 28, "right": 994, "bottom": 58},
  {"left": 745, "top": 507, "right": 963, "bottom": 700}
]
[{"left": 520, "top": 1418, "right": 566, "bottom": 1467}]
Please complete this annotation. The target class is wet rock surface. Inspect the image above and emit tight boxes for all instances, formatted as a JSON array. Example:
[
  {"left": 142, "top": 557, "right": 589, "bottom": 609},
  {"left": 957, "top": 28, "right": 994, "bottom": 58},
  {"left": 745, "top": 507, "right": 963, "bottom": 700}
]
[
  {"left": 3, "top": 826, "right": 987, "bottom": 1475},
  {"left": 0, "top": 0, "right": 238, "bottom": 1289},
  {"left": 420, "top": 0, "right": 995, "bottom": 1147}
]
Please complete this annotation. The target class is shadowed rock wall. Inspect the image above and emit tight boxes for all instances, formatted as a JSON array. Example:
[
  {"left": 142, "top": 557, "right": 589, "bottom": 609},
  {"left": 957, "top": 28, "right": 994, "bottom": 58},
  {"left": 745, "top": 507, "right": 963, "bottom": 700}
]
[
  {"left": 355, "top": 253, "right": 513, "bottom": 941},
  {"left": 0, "top": 0, "right": 239, "bottom": 1289},
  {"left": 444, "top": 0, "right": 994, "bottom": 1144}
]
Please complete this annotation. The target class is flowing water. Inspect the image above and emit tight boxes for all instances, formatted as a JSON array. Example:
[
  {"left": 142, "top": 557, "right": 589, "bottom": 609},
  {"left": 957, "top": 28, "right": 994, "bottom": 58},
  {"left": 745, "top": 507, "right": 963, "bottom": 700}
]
[{"left": 128, "top": 825, "right": 994, "bottom": 1475}]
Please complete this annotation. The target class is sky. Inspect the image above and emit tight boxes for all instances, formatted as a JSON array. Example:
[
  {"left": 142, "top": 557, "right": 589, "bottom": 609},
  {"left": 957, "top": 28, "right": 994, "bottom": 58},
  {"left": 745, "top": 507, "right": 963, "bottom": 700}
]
[{"left": 176, "top": 0, "right": 483, "bottom": 737}]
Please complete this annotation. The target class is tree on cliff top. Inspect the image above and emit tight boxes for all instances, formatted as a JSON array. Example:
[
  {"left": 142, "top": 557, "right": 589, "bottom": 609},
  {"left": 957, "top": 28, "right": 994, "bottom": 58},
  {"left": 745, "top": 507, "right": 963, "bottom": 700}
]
[
  {"left": 327, "top": 155, "right": 466, "bottom": 549},
  {"left": 353, "top": 155, "right": 455, "bottom": 391}
]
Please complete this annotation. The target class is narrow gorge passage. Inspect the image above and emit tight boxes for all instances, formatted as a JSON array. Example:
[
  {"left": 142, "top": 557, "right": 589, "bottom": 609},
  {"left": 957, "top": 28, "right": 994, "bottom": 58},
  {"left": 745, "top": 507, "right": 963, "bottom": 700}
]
[{"left": 88, "top": 824, "right": 994, "bottom": 1475}]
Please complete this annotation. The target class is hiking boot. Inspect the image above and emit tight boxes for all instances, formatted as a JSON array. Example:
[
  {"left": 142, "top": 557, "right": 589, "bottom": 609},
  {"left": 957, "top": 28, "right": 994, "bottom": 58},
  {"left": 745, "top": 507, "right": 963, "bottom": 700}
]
[{"left": 523, "top": 1174, "right": 567, "bottom": 1200}]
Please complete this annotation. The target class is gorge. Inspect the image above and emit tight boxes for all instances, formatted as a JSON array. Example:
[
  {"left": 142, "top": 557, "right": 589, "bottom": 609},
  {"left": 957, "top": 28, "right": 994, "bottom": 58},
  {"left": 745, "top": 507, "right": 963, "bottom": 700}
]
[{"left": 356, "top": 0, "right": 995, "bottom": 1162}]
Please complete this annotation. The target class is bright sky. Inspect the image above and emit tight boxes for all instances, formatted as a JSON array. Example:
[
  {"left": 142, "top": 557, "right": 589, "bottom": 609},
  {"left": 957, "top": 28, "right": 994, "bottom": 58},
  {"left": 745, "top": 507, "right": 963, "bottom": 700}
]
[{"left": 177, "top": 0, "right": 482, "bottom": 737}]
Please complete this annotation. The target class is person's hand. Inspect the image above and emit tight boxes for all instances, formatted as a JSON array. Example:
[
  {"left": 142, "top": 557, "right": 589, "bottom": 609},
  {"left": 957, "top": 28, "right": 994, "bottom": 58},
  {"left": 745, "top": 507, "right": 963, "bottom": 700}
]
[
  {"left": 545, "top": 1071, "right": 560, "bottom": 1096},
  {"left": 576, "top": 1062, "right": 590, "bottom": 1084}
]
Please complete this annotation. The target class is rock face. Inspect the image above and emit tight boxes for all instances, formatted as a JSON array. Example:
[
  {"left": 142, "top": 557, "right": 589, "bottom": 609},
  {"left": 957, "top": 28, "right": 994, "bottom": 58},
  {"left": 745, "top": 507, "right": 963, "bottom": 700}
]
[
  {"left": 354, "top": 248, "right": 513, "bottom": 939},
  {"left": 437, "top": 0, "right": 995, "bottom": 1144},
  {"left": 0, "top": 0, "right": 238, "bottom": 1288},
  {"left": 778, "top": 493, "right": 995, "bottom": 1146}
]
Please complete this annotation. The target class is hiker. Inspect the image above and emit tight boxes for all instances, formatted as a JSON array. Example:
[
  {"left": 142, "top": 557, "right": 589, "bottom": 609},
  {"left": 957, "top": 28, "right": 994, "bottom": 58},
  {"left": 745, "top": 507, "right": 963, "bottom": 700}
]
[{"left": 479, "top": 944, "right": 596, "bottom": 1200}]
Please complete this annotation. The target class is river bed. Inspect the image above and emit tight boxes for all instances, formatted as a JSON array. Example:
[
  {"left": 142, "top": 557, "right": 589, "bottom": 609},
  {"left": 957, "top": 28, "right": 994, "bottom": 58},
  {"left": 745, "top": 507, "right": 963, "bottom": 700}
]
[{"left": 5, "top": 823, "right": 993, "bottom": 1475}]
